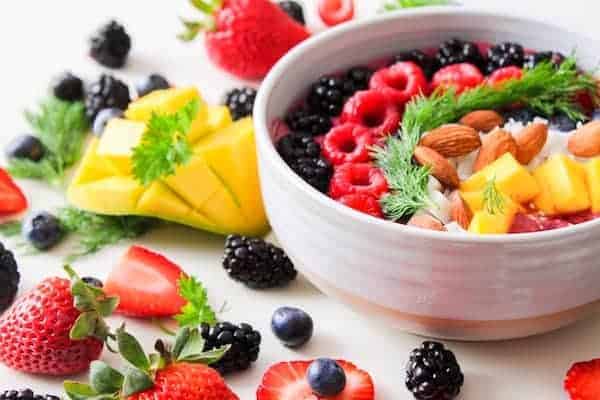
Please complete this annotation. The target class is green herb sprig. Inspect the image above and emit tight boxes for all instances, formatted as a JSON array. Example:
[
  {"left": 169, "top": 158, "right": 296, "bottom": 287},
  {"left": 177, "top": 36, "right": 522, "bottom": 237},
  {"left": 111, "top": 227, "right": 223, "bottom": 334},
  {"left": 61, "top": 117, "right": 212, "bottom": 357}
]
[
  {"left": 482, "top": 177, "right": 505, "bottom": 215},
  {"left": 174, "top": 276, "right": 218, "bottom": 328},
  {"left": 382, "top": 0, "right": 452, "bottom": 12}
]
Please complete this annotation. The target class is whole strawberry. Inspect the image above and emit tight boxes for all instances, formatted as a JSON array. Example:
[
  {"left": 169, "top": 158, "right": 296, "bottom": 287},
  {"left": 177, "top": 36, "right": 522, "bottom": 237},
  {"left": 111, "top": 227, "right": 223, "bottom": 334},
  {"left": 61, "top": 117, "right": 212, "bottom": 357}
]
[
  {"left": 0, "top": 266, "right": 118, "bottom": 376},
  {"left": 180, "top": 0, "right": 310, "bottom": 80}
]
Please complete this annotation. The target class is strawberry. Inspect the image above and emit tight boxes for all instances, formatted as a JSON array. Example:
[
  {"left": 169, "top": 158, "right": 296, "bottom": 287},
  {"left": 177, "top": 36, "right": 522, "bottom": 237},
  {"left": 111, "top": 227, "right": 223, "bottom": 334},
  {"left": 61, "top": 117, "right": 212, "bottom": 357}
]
[
  {"left": 318, "top": 0, "right": 355, "bottom": 27},
  {"left": 0, "top": 168, "right": 27, "bottom": 215},
  {"left": 104, "top": 245, "right": 187, "bottom": 318},
  {"left": 0, "top": 266, "right": 118, "bottom": 376},
  {"left": 180, "top": 0, "right": 310, "bottom": 80},
  {"left": 565, "top": 358, "right": 600, "bottom": 400},
  {"left": 257, "top": 360, "right": 375, "bottom": 400}
]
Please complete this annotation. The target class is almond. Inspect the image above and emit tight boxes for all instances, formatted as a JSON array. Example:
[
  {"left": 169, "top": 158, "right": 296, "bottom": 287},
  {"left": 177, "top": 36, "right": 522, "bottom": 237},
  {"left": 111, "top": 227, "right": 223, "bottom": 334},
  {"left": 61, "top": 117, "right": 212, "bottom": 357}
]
[
  {"left": 407, "top": 214, "right": 446, "bottom": 231},
  {"left": 568, "top": 121, "right": 600, "bottom": 157},
  {"left": 514, "top": 123, "right": 548, "bottom": 164},
  {"left": 449, "top": 190, "right": 472, "bottom": 230},
  {"left": 473, "top": 129, "right": 518, "bottom": 172},
  {"left": 460, "top": 110, "right": 504, "bottom": 133},
  {"left": 413, "top": 146, "right": 460, "bottom": 188},
  {"left": 419, "top": 124, "right": 482, "bottom": 157}
]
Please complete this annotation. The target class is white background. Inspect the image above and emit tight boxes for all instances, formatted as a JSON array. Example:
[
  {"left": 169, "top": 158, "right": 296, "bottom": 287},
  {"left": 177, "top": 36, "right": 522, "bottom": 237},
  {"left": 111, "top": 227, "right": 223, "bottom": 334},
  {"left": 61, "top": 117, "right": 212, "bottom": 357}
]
[{"left": 1, "top": 0, "right": 600, "bottom": 399}]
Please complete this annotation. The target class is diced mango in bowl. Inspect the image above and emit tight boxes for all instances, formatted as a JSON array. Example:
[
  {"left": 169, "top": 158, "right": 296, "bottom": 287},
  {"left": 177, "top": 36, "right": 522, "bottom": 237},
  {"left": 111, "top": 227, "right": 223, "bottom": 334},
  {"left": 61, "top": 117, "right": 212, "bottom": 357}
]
[{"left": 585, "top": 158, "right": 600, "bottom": 213}]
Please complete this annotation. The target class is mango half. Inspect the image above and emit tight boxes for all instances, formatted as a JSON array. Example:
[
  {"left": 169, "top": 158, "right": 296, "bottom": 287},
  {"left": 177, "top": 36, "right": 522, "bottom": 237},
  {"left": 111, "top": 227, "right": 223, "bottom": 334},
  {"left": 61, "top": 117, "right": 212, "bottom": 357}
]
[{"left": 67, "top": 87, "right": 269, "bottom": 236}]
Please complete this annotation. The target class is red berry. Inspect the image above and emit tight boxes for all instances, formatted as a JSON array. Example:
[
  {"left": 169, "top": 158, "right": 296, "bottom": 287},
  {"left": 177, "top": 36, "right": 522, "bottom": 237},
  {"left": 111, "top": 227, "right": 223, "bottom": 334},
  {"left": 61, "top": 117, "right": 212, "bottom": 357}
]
[
  {"left": 338, "top": 193, "right": 383, "bottom": 218},
  {"left": 317, "top": 0, "right": 355, "bottom": 26},
  {"left": 329, "top": 163, "right": 389, "bottom": 200},
  {"left": 369, "top": 62, "right": 429, "bottom": 108},
  {"left": 576, "top": 90, "right": 596, "bottom": 114},
  {"left": 322, "top": 124, "right": 375, "bottom": 165},
  {"left": 431, "top": 63, "right": 484, "bottom": 94},
  {"left": 565, "top": 358, "right": 600, "bottom": 400},
  {"left": 563, "top": 210, "right": 600, "bottom": 225},
  {"left": 487, "top": 66, "right": 523, "bottom": 87},
  {"left": 340, "top": 90, "right": 402, "bottom": 137},
  {"left": 0, "top": 168, "right": 27, "bottom": 215}
]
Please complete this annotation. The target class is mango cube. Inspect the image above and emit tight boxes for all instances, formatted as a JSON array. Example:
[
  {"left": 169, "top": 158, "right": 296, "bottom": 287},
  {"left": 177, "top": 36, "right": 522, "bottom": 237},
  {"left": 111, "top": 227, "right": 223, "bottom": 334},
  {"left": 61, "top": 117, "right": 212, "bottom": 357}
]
[
  {"left": 585, "top": 158, "right": 600, "bottom": 213},
  {"left": 96, "top": 119, "right": 146, "bottom": 174},
  {"left": 469, "top": 210, "right": 516, "bottom": 234}
]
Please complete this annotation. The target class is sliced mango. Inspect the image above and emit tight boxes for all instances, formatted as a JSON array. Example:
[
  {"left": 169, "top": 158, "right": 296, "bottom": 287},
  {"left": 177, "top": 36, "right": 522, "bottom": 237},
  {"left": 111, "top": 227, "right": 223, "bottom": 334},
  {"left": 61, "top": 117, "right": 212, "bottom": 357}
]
[
  {"left": 464, "top": 190, "right": 520, "bottom": 234},
  {"left": 533, "top": 163, "right": 557, "bottom": 215},
  {"left": 71, "top": 138, "right": 123, "bottom": 185},
  {"left": 137, "top": 182, "right": 193, "bottom": 224},
  {"left": 585, "top": 158, "right": 600, "bottom": 213},
  {"left": 163, "top": 156, "right": 224, "bottom": 210},
  {"left": 67, "top": 177, "right": 144, "bottom": 215},
  {"left": 202, "top": 105, "right": 233, "bottom": 139},
  {"left": 96, "top": 119, "right": 146, "bottom": 174}
]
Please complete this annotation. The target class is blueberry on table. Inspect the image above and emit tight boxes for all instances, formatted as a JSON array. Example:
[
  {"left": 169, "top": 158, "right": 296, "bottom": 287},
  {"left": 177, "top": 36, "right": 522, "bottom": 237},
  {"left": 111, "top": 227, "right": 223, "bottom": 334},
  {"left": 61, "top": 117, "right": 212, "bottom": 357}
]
[
  {"left": 136, "top": 74, "right": 170, "bottom": 98},
  {"left": 92, "top": 108, "right": 124, "bottom": 136},
  {"left": 307, "top": 358, "right": 347, "bottom": 397},
  {"left": 271, "top": 306, "right": 314, "bottom": 348},
  {"left": 52, "top": 72, "right": 84, "bottom": 102},
  {"left": 22, "top": 212, "right": 63, "bottom": 251},
  {"left": 5, "top": 135, "right": 45, "bottom": 162}
]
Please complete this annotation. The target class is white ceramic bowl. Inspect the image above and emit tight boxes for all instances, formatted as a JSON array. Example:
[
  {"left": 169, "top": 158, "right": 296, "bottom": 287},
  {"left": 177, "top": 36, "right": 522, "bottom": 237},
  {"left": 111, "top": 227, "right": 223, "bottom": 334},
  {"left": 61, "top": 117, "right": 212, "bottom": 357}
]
[{"left": 254, "top": 8, "right": 600, "bottom": 341}]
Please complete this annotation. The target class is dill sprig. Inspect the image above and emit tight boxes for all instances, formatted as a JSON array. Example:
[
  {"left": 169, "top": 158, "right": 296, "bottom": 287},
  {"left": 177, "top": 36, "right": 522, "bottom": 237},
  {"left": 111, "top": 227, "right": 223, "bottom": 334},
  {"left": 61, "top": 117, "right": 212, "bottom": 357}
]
[
  {"left": 382, "top": 0, "right": 452, "bottom": 12},
  {"left": 376, "top": 57, "right": 596, "bottom": 221},
  {"left": 482, "top": 177, "right": 505, "bottom": 215}
]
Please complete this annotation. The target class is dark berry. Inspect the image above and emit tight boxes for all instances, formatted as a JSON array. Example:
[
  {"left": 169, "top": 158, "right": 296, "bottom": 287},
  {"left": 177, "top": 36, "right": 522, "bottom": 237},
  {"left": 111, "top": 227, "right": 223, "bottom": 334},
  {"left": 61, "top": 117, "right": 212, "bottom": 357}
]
[
  {"left": 307, "top": 359, "right": 347, "bottom": 397},
  {"left": 345, "top": 66, "right": 374, "bottom": 95},
  {"left": 307, "top": 76, "right": 348, "bottom": 116},
  {"left": 0, "top": 391, "right": 59, "bottom": 400},
  {"left": 136, "top": 74, "right": 170, "bottom": 98},
  {"left": 550, "top": 112, "right": 581, "bottom": 132},
  {"left": 201, "top": 321, "right": 261, "bottom": 375},
  {"left": 223, "top": 235, "right": 297, "bottom": 289},
  {"left": 90, "top": 20, "right": 131, "bottom": 69},
  {"left": 406, "top": 341, "right": 464, "bottom": 400},
  {"left": 224, "top": 87, "right": 257, "bottom": 120},
  {"left": 82, "top": 277, "right": 103, "bottom": 288},
  {"left": 52, "top": 72, "right": 84, "bottom": 102},
  {"left": 278, "top": 1, "right": 305, "bottom": 25},
  {"left": 285, "top": 108, "right": 332, "bottom": 136},
  {"left": 435, "top": 39, "right": 484, "bottom": 70},
  {"left": 271, "top": 306, "right": 314, "bottom": 348},
  {"left": 486, "top": 42, "right": 525, "bottom": 74},
  {"left": 0, "top": 242, "right": 19, "bottom": 313},
  {"left": 523, "top": 51, "right": 566, "bottom": 69},
  {"left": 593, "top": 109, "right": 600, "bottom": 121},
  {"left": 503, "top": 108, "right": 539, "bottom": 124},
  {"left": 92, "top": 108, "right": 124, "bottom": 136},
  {"left": 85, "top": 74, "right": 131, "bottom": 121},
  {"left": 22, "top": 211, "right": 63, "bottom": 251},
  {"left": 5, "top": 135, "right": 45, "bottom": 162},
  {"left": 394, "top": 49, "right": 438, "bottom": 79}
]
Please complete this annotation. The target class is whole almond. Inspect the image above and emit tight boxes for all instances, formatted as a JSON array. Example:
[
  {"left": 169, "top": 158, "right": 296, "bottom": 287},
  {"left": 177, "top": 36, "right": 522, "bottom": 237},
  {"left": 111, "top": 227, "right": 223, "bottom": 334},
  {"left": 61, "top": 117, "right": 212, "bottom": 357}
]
[
  {"left": 473, "top": 129, "right": 518, "bottom": 172},
  {"left": 568, "top": 121, "right": 600, "bottom": 157},
  {"left": 408, "top": 214, "right": 446, "bottom": 231},
  {"left": 514, "top": 123, "right": 548, "bottom": 164},
  {"left": 460, "top": 110, "right": 504, "bottom": 133},
  {"left": 419, "top": 124, "right": 482, "bottom": 157},
  {"left": 413, "top": 146, "right": 460, "bottom": 188},
  {"left": 449, "top": 190, "right": 472, "bottom": 230}
]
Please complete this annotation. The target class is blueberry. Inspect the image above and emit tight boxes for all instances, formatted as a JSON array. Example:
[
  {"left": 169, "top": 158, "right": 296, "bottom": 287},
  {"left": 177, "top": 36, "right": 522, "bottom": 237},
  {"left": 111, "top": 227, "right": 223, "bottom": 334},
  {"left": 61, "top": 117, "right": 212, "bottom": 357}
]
[
  {"left": 82, "top": 277, "right": 103, "bottom": 288},
  {"left": 271, "top": 306, "right": 314, "bottom": 348},
  {"left": 136, "top": 74, "right": 170, "bottom": 98},
  {"left": 92, "top": 108, "right": 124, "bottom": 136},
  {"left": 22, "top": 212, "right": 63, "bottom": 250},
  {"left": 592, "top": 109, "right": 600, "bottom": 121},
  {"left": 307, "top": 358, "right": 346, "bottom": 397},
  {"left": 5, "top": 135, "right": 45, "bottom": 161},
  {"left": 551, "top": 112, "right": 580, "bottom": 132},
  {"left": 503, "top": 108, "right": 539, "bottom": 124}
]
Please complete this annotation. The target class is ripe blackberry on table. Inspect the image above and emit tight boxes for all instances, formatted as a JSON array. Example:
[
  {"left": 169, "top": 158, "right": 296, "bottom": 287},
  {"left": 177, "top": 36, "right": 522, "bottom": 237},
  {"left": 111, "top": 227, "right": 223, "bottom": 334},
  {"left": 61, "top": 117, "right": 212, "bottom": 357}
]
[
  {"left": 223, "top": 235, "right": 297, "bottom": 289},
  {"left": 0, "top": 390, "right": 59, "bottom": 400},
  {"left": 307, "top": 76, "right": 350, "bottom": 116},
  {"left": 486, "top": 42, "right": 525, "bottom": 74},
  {"left": 394, "top": 49, "right": 438, "bottom": 79},
  {"left": 90, "top": 20, "right": 132, "bottom": 69},
  {"left": 523, "top": 51, "right": 566, "bottom": 69},
  {"left": 52, "top": 72, "right": 84, "bottom": 102},
  {"left": 285, "top": 108, "right": 332, "bottom": 136},
  {"left": 201, "top": 321, "right": 261, "bottom": 375},
  {"left": 278, "top": 1, "right": 305, "bottom": 25},
  {"left": 0, "top": 242, "right": 19, "bottom": 313},
  {"left": 406, "top": 341, "right": 464, "bottom": 400},
  {"left": 435, "top": 38, "right": 485, "bottom": 70},
  {"left": 85, "top": 74, "right": 131, "bottom": 121},
  {"left": 223, "top": 87, "right": 257, "bottom": 120}
]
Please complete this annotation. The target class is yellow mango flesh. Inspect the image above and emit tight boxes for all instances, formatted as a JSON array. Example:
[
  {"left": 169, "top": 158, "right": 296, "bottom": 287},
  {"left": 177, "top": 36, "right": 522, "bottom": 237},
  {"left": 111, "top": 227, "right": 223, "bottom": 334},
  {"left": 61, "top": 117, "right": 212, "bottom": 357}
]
[
  {"left": 586, "top": 158, "right": 600, "bottom": 213},
  {"left": 462, "top": 190, "right": 520, "bottom": 234},
  {"left": 70, "top": 138, "right": 123, "bottom": 184},
  {"left": 67, "top": 177, "right": 145, "bottom": 215},
  {"left": 533, "top": 163, "right": 558, "bottom": 215},
  {"left": 96, "top": 119, "right": 146, "bottom": 175}
]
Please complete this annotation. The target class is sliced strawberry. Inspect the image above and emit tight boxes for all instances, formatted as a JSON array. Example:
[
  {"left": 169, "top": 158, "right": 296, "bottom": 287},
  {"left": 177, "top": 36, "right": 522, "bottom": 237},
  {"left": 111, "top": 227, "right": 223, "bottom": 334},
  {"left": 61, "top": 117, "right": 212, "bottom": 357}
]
[
  {"left": 565, "top": 358, "right": 600, "bottom": 400},
  {"left": 104, "top": 245, "right": 187, "bottom": 318},
  {"left": 318, "top": 0, "right": 355, "bottom": 26},
  {"left": 0, "top": 168, "right": 27, "bottom": 215},
  {"left": 257, "top": 360, "right": 374, "bottom": 400}
]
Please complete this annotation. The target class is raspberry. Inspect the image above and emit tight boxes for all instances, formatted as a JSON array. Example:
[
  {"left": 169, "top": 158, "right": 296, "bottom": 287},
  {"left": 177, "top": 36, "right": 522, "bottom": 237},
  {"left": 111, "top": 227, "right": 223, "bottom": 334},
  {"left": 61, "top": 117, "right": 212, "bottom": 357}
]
[
  {"left": 338, "top": 194, "right": 383, "bottom": 218},
  {"left": 369, "top": 62, "right": 429, "bottom": 108},
  {"left": 329, "top": 163, "right": 388, "bottom": 200},
  {"left": 322, "top": 124, "right": 374, "bottom": 166},
  {"left": 340, "top": 90, "right": 402, "bottom": 137},
  {"left": 431, "top": 63, "right": 484, "bottom": 94},
  {"left": 487, "top": 66, "right": 523, "bottom": 87}
]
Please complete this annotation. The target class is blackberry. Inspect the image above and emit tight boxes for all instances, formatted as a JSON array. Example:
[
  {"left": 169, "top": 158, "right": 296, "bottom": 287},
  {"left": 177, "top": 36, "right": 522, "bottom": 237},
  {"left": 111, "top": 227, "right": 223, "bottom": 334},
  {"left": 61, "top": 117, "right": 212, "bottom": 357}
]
[
  {"left": 90, "top": 20, "right": 131, "bottom": 69},
  {"left": 523, "top": 51, "right": 566, "bottom": 69},
  {"left": 435, "top": 39, "right": 485, "bottom": 69},
  {"left": 278, "top": 1, "right": 305, "bottom": 25},
  {"left": 394, "top": 49, "right": 438, "bottom": 79},
  {"left": 503, "top": 108, "right": 540, "bottom": 124},
  {"left": 224, "top": 87, "right": 257, "bottom": 120},
  {"left": 52, "top": 72, "right": 84, "bottom": 102},
  {"left": 277, "top": 132, "right": 332, "bottom": 192},
  {"left": 285, "top": 108, "right": 332, "bottom": 136},
  {"left": 201, "top": 321, "right": 261, "bottom": 375},
  {"left": 486, "top": 42, "right": 525, "bottom": 74},
  {"left": 406, "top": 341, "right": 464, "bottom": 400},
  {"left": 85, "top": 74, "right": 131, "bottom": 121},
  {"left": 223, "top": 235, "right": 297, "bottom": 289},
  {"left": 0, "top": 242, "right": 19, "bottom": 313},
  {"left": 345, "top": 66, "right": 374, "bottom": 95},
  {"left": 0, "top": 390, "right": 59, "bottom": 400},
  {"left": 307, "top": 76, "right": 349, "bottom": 116}
]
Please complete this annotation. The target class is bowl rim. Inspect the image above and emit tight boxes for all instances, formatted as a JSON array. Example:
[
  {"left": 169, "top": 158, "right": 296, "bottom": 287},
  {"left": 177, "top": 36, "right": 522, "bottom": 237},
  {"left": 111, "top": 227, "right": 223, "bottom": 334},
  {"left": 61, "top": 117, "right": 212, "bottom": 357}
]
[{"left": 254, "top": 6, "right": 600, "bottom": 244}]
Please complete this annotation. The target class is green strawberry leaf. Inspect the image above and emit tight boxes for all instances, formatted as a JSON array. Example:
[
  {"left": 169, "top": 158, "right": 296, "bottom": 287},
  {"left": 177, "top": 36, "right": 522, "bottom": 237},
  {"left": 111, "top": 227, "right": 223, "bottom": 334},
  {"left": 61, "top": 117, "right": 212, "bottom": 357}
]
[
  {"left": 117, "top": 326, "right": 151, "bottom": 372},
  {"left": 90, "top": 361, "right": 124, "bottom": 394},
  {"left": 64, "top": 382, "right": 97, "bottom": 400},
  {"left": 70, "top": 312, "right": 98, "bottom": 340},
  {"left": 122, "top": 368, "right": 154, "bottom": 397},
  {"left": 97, "top": 297, "right": 120, "bottom": 317},
  {"left": 175, "top": 328, "right": 206, "bottom": 362},
  {"left": 178, "top": 345, "right": 230, "bottom": 364},
  {"left": 171, "top": 326, "right": 191, "bottom": 360},
  {"left": 149, "top": 353, "right": 167, "bottom": 371}
]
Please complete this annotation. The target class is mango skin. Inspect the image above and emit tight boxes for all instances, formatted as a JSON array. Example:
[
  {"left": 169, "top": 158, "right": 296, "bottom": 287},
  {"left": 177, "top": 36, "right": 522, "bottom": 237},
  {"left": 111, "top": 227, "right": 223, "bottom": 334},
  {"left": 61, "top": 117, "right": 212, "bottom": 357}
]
[{"left": 585, "top": 158, "right": 600, "bottom": 213}]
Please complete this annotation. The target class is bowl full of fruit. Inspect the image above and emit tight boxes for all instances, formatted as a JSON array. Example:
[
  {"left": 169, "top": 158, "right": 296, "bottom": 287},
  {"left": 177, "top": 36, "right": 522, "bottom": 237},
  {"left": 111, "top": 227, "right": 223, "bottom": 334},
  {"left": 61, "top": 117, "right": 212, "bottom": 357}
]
[{"left": 254, "top": 8, "right": 600, "bottom": 340}]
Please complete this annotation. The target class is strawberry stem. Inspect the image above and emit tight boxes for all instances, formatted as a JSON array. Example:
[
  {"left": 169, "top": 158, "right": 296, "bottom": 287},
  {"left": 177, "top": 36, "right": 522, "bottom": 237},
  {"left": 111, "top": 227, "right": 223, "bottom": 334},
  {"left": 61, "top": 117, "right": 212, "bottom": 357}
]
[{"left": 189, "top": 0, "right": 222, "bottom": 14}]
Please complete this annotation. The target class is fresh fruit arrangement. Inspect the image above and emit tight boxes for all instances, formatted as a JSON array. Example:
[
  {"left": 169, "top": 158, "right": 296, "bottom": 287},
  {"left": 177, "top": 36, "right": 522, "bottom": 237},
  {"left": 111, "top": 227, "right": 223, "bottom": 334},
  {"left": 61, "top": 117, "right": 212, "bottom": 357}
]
[{"left": 275, "top": 38, "right": 600, "bottom": 235}]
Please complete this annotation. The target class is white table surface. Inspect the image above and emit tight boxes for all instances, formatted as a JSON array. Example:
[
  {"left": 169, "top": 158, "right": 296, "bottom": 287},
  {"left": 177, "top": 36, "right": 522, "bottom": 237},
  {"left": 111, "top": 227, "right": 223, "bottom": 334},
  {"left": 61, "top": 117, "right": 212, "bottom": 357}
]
[{"left": 1, "top": 1, "right": 600, "bottom": 398}]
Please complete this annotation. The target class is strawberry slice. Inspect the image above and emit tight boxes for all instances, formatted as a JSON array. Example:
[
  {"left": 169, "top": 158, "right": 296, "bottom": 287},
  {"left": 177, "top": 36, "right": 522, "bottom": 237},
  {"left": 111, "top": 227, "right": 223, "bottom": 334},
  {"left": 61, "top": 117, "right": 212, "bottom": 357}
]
[
  {"left": 104, "top": 245, "right": 187, "bottom": 317},
  {"left": 257, "top": 360, "right": 375, "bottom": 400},
  {"left": 0, "top": 168, "right": 27, "bottom": 215},
  {"left": 565, "top": 359, "right": 600, "bottom": 400}
]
